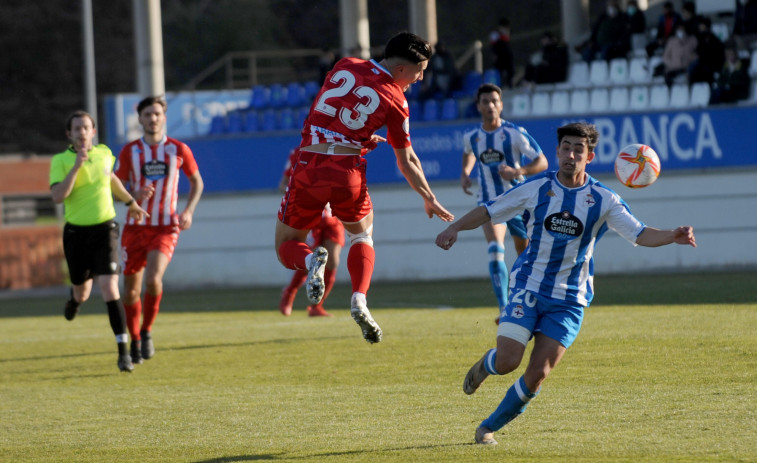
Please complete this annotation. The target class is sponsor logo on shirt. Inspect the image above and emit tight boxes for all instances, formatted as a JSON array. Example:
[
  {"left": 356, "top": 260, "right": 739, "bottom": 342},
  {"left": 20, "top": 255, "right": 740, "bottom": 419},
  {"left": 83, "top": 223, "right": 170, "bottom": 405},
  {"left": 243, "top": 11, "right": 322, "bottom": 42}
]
[
  {"left": 479, "top": 148, "right": 505, "bottom": 165},
  {"left": 142, "top": 159, "right": 168, "bottom": 181},
  {"left": 545, "top": 211, "right": 584, "bottom": 240}
]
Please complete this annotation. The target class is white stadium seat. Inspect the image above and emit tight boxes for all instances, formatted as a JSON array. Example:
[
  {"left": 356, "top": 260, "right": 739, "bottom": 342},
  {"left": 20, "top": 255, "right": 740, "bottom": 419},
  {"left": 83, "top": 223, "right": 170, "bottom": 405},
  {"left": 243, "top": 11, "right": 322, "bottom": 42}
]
[
  {"left": 670, "top": 83, "right": 690, "bottom": 108},
  {"left": 590, "top": 88, "right": 609, "bottom": 112},
  {"left": 570, "top": 89, "right": 590, "bottom": 113},
  {"left": 609, "top": 58, "right": 630, "bottom": 84},
  {"left": 629, "top": 57, "right": 649, "bottom": 83},
  {"left": 690, "top": 82, "right": 711, "bottom": 107},
  {"left": 649, "top": 84, "right": 670, "bottom": 109},
  {"left": 609, "top": 86, "right": 629, "bottom": 112},
  {"left": 589, "top": 60, "right": 609, "bottom": 86},
  {"left": 629, "top": 85, "right": 650, "bottom": 110},
  {"left": 568, "top": 61, "right": 590, "bottom": 88},
  {"left": 531, "top": 92, "right": 550, "bottom": 116},
  {"left": 512, "top": 93, "right": 531, "bottom": 117},
  {"left": 551, "top": 90, "right": 569, "bottom": 114}
]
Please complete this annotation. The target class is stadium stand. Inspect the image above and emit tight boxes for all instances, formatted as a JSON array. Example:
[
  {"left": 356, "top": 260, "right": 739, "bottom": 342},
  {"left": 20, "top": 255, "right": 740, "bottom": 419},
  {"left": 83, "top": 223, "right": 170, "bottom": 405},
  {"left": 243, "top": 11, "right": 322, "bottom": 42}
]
[
  {"left": 551, "top": 90, "right": 569, "bottom": 114},
  {"left": 422, "top": 98, "right": 440, "bottom": 121},
  {"left": 590, "top": 87, "right": 609, "bottom": 113},
  {"left": 670, "top": 83, "right": 690, "bottom": 108},
  {"left": 629, "top": 85, "right": 650, "bottom": 110},
  {"left": 245, "top": 110, "right": 259, "bottom": 132},
  {"left": 286, "top": 82, "right": 306, "bottom": 107},
  {"left": 226, "top": 111, "right": 243, "bottom": 133},
  {"left": 269, "top": 83, "right": 287, "bottom": 108},
  {"left": 609, "top": 58, "right": 630, "bottom": 84},
  {"left": 512, "top": 93, "right": 530, "bottom": 116},
  {"left": 566, "top": 61, "right": 590, "bottom": 88},
  {"left": 250, "top": 85, "right": 270, "bottom": 110},
  {"left": 441, "top": 98, "right": 460, "bottom": 120},
  {"left": 209, "top": 115, "right": 225, "bottom": 135},
  {"left": 482, "top": 68, "right": 501, "bottom": 86},
  {"left": 570, "top": 89, "right": 590, "bottom": 113},
  {"left": 609, "top": 86, "right": 630, "bottom": 112},
  {"left": 531, "top": 92, "right": 550, "bottom": 116},
  {"left": 690, "top": 82, "right": 711, "bottom": 107},
  {"left": 589, "top": 60, "right": 609, "bottom": 86},
  {"left": 649, "top": 84, "right": 670, "bottom": 109}
]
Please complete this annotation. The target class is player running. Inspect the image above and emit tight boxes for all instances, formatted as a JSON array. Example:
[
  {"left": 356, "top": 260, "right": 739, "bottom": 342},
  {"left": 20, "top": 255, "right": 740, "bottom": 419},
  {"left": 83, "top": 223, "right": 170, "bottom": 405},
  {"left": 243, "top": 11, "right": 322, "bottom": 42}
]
[
  {"left": 437, "top": 122, "right": 696, "bottom": 445},
  {"left": 115, "top": 96, "right": 204, "bottom": 364},
  {"left": 275, "top": 31, "right": 454, "bottom": 343},
  {"left": 460, "top": 83, "right": 547, "bottom": 322}
]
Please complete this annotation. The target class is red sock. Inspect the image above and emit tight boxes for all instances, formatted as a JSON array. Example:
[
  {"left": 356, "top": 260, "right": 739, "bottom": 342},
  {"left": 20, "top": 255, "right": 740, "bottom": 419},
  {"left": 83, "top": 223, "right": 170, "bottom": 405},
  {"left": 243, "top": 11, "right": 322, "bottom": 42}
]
[
  {"left": 278, "top": 240, "right": 311, "bottom": 270},
  {"left": 347, "top": 242, "right": 375, "bottom": 294},
  {"left": 124, "top": 301, "right": 142, "bottom": 340},
  {"left": 314, "top": 267, "right": 337, "bottom": 309},
  {"left": 287, "top": 269, "right": 308, "bottom": 291},
  {"left": 141, "top": 292, "right": 162, "bottom": 333}
]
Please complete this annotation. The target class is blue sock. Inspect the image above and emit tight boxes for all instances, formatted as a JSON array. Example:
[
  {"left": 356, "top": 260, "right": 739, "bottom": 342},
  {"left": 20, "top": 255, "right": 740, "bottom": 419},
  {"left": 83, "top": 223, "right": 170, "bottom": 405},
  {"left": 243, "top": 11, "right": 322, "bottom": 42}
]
[
  {"left": 482, "top": 348, "right": 499, "bottom": 375},
  {"left": 487, "top": 242, "right": 508, "bottom": 310},
  {"left": 481, "top": 375, "right": 539, "bottom": 431}
]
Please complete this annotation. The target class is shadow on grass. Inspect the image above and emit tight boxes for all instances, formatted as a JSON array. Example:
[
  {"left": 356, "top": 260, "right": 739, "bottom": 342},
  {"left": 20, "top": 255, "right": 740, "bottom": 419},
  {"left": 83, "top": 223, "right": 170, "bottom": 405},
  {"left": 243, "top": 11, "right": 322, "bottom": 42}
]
[
  {"left": 193, "top": 443, "right": 467, "bottom": 462},
  {"left": 1, "top": 271, "right": 755, "bottom": 319}
]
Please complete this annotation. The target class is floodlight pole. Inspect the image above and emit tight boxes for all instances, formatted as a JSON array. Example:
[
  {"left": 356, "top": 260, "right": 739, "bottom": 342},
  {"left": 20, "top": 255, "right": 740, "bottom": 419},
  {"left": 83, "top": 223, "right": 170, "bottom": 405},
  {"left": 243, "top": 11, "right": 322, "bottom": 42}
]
[{"left": 82, "top": 0, "right": 98, "bottom": 142}]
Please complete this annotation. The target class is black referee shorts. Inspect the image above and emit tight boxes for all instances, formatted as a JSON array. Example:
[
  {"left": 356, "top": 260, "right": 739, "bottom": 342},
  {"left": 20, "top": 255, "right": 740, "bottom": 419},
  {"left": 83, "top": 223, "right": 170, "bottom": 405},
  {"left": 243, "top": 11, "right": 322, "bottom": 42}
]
[{"left": 63, "top": 220, "right": 121, "bottom": 285}]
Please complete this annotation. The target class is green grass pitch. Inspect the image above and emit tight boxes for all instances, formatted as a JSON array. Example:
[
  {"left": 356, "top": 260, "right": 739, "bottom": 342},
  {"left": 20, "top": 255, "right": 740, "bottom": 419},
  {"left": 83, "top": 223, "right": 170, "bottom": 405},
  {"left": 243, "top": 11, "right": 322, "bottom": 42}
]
[{"left": 0, "top": 271, "right": 755, "bottom": 462}]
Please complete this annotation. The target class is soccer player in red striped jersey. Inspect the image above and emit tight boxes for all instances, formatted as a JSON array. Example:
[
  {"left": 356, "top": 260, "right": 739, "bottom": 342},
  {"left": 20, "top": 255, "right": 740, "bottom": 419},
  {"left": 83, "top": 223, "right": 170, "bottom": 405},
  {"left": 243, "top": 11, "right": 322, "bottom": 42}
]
[
  {"left": 115, "top": 96, "right": 204, "bottom": 364},
  {"left": 276, "top": 32, "right": 454, "bottom": 343},
  {"left": 278, "top": 149, "right": 345, "bottom": 318}
]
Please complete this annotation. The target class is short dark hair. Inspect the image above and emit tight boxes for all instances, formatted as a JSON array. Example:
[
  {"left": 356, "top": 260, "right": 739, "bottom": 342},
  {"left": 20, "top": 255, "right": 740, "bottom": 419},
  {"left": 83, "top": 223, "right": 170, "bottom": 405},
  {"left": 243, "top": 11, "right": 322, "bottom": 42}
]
[
  {"left": 476, "top": 83, "right": 502, "bottom": 102},
  {"left": 383, "top": 32, "right": 431, "bottom": 64},
  {"left": 66, "top": 110, "right": 95, "bottom": 131},
  {"left": 557, "top": 122, "right": 599, "bottom": 152},
  {"left": 137, "top": 95, "right": 167, "bottom": 115}
]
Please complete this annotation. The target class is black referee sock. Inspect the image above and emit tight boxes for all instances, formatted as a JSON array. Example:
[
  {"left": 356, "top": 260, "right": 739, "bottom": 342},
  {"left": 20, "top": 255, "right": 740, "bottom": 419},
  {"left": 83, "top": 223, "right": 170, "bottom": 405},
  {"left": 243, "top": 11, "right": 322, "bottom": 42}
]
[{"left": 106, "top": 299, "right": 128, "bottom": 337}]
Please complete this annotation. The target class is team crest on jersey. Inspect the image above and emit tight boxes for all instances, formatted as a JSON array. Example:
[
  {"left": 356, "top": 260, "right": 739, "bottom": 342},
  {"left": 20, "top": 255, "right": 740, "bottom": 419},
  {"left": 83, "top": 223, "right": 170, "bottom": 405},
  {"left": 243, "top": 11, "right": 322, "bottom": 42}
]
[
  {"left": 479, "top": 148, "right": 505, "bottom": 165},
  {"left": 165, "top": 144, "right": 177, "bottom": 156},
  {"left": 142, "top": 159, "right": 168, "bottom": 181},
  {"left": 545, "top": 210, "right": 584, "bottom": 240},
  {"left": 511, "top": 305, "right": 525, "bottom": 318},
  {"left": 585, "top": 194, "right": 596, "bottom": 206}
]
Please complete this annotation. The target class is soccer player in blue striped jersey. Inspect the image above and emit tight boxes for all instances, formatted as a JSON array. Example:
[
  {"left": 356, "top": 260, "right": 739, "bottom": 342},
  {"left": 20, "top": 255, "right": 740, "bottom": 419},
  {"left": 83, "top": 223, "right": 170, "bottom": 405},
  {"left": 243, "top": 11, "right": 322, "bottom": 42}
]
[
  {"left": 460, "top": 83, "right": 548, "bottom": 321},
  {"left": 437, "top": 122, "right": 697, "bottom": 445}
]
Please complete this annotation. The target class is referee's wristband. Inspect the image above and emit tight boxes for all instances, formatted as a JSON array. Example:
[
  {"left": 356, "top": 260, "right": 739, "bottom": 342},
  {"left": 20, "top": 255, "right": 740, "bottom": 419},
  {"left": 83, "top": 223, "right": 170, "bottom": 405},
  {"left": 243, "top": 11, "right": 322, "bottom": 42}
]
[{"left": 125, "top": 198, "right": 135, "bottom": 206}]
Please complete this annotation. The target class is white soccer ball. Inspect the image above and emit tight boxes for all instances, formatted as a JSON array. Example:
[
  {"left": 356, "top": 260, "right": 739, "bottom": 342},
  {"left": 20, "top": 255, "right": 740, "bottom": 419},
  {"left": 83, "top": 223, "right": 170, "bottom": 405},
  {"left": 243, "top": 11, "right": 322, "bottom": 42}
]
[{"left": 614, "top": 144, "right": 661, "bottom": 188}]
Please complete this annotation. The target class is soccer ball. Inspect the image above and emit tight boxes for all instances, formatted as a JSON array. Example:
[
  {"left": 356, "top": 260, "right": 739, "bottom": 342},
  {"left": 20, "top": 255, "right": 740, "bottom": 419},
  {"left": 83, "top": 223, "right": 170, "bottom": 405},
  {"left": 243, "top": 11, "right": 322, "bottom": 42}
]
[{"left": 614, "top": 144, "right": 661, "bottom": 188}]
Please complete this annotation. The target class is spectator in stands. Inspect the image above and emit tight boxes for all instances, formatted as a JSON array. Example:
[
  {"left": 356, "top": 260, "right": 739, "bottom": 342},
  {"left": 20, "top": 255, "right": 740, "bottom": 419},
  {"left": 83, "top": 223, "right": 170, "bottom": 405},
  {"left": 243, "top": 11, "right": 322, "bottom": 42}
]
[
  {"left": 681, "top": 1, "right": 704, "bottom": 36},
  {"left": 710, "top": 43, "right": 751, "bottom": 104},
  {"left": 733, "top": 0, "right": 757, "bottom": 51},
  {"left": 519, "top": 31, "right": 569, "bottom": 89},
  {"left": 626, "top": 0, "right": 647, "bottom": 35},
  {"left": 489, "top": 18, "right": 515, "bottom": 88},
  {"left": 647, "top": 1, "right": 682, "bottom": 57},
  {"left": 689, "top": 18, "right": 725, "bottom": 85},
  {"left": 421, "top": 41, "right": 459, "bottom": 99},
  {"left": 579, "top": 0, "right": 631, "bottom": 63},
  {"left": 662, "top": 23, "right": 697, "bottom": 86}
]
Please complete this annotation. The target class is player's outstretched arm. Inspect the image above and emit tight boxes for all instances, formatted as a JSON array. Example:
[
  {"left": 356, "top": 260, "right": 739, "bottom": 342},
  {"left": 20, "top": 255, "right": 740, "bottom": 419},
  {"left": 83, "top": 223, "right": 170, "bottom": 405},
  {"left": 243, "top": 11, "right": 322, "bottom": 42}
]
[
  {"left": 394, "top": 146, "right": 454, "bottom": 222},
  {"left": 636, "top": 226, "right": 697, "bottom": 248},
  {"left": 436, "top": 205, "right": 491, "bottom": 250}
]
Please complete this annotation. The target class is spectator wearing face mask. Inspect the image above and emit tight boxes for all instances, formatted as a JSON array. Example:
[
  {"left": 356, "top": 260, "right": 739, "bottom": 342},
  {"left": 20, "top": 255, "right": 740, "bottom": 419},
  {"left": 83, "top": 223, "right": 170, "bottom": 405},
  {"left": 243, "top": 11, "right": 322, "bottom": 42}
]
[
  {"left": 627, "top": 0, "right": 647, "bottom": 35},
  {"left": 646, "top": 1, "right": 682, "bottom": 57},
  {"left": 662, "top": 23, "right": 698, "bottom": 87},
  {"left": 578, "top": 0, "right": 631, "bottom": 63}
]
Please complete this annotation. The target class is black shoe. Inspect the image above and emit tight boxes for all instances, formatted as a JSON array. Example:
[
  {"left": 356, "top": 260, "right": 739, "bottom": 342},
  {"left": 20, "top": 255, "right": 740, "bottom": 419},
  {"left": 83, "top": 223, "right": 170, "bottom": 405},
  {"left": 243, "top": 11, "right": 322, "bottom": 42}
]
[
  {"left": 140, "top": 330, "right": 155, "bottom": 359},
  {"left": 64, "top": 289, "right": 79, "bottom": 321},
  {"left": 118, "top": 354, "right": 134, "bottom": 372},
  {"left": 130, "top": 340, "right": 143, "bottom": 365}
]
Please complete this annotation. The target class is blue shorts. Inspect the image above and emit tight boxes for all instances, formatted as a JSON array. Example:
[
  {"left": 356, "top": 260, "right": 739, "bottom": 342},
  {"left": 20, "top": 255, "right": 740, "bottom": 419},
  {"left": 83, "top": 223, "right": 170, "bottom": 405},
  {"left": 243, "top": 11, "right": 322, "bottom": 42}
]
[{"left": 497, "top": 288, "right": 584, "bottom": 348}]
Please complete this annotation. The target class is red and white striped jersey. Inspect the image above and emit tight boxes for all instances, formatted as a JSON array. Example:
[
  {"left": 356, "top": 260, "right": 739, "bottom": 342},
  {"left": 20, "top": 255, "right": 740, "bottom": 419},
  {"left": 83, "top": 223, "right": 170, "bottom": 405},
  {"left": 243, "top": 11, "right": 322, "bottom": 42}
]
[
  {"left": 300, "top": 57, "right": 411, "bottom": 153},
  {"left": 116, "top": 136, "right": 199, "bottom": 226}
]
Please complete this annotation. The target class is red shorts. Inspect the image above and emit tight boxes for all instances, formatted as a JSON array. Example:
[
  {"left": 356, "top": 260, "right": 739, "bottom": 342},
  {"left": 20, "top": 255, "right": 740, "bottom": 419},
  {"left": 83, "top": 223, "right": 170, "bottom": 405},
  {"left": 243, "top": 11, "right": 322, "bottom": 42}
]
[
  {"left": 121, "top": 224, "right": 179, "bottom": 275},
  {"left": 278, "top": 150, "right": 372, "bottom": 230},
  {"left": 310, "top": 214, "right": 345, "bottom": 247}
]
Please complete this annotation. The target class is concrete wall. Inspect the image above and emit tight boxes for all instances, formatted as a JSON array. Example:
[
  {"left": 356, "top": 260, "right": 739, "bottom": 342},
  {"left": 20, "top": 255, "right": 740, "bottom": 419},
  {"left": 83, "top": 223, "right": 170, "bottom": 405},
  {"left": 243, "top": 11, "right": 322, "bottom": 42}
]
[{"left": 164, "top": 168, "right": 757, "bottom": 288}]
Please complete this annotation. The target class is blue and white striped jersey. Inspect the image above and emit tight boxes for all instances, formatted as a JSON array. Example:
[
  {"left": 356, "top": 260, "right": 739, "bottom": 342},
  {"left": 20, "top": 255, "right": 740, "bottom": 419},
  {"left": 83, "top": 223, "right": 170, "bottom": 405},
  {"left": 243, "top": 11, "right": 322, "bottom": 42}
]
[
  {"left": 485, "top": 171, "right": 646, "bottom": 307},
  {"left": 462, "top": 120, "right": 543, "bottom": 205}
]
